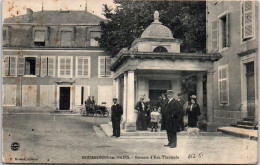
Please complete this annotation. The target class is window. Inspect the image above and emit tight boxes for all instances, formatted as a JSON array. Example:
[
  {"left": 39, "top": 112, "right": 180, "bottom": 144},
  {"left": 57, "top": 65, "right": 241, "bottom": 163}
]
[
  {"left": 98, "top": 56, "right": 112, "bottom": 78},
  {"left": 34, "top": 30, "right": 45, "bottom": 46},
  {"left": 76, "top": 56, "right": 90, "bottom": 78},
  {"left": 90, "top": 32, "right": 100, "bottom": 47},
  {"left": 219, "top": 14, "right": 228, "bottom": 49},
  {"left": 58, "top": 56, "right": 73, "bottom": 78},
  {"left": 241, "top": 1, "right": 255, "bottom": 42},
  {"left": 41, "top": 56, "right": 55, "bottom": 77},
  {"left": 212, "top": 12, "right": 229, "bottom": 51},
  {"left": 2, "top": 26, "right": 10, "bottom": 45},
  {"left": 61, "top": 31, "right": 72, "bottom": 47},
  {"left": 25, "top": 57, "right": 36, "bottom": 75},
  {"left": 4, "top": 56, "right": 16, "bottom": 76},
  {"left": 153, "top": 46, "right": 168, "bottom": 52},
  {"left": 218, "top": 65, "right": 229, "bottom": 105},
  {"left": 75, "top": 85, "right": 90, "bottom": 106}
]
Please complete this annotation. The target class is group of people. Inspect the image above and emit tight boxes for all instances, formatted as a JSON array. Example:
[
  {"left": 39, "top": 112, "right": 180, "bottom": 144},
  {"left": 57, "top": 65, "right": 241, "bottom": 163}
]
[{"left": 110, "top": 90, "right": 201, "bottom": 148}]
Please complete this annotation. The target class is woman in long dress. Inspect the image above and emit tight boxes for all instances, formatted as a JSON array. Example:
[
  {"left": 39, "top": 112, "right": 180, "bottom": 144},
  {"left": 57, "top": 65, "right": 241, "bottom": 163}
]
[
  {"left": 135, "top": 97, "right": 147, "bottom": 130},
  {"left": 186, "top": 95, "right": 201, "bottom": 127}
]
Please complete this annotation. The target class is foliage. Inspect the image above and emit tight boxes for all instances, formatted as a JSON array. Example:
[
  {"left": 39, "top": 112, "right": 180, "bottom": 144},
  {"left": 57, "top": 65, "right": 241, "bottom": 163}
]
[{"left": 97, "top": 1, "right": 206, "bottom": 57}]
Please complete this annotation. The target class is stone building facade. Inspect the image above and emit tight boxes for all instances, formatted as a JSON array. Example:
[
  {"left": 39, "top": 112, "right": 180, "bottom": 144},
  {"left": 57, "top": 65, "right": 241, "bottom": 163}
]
[
  {"left": 2, "top": 8, "right": 114, "bottom": 112},
  {"left": 206, "top": 1, "right": 258, "bottom": 125}
]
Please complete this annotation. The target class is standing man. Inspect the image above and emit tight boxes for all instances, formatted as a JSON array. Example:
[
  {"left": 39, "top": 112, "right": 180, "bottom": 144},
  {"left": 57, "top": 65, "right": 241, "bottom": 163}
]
[
  {"left": 111, "top": 98, "right": 123, "bottom": 138},
  {"left": 160, "top": 93, "right": 168, "bottom": 131},
  {"left": 177, "top": 93, "right": 185, "bottom": 131},
  {"left": 164, "top": 90, "right": 182, "bottom": 148}
]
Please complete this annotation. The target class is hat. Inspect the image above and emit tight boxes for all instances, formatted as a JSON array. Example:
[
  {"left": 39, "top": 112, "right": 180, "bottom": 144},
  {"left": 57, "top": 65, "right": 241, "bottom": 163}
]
[
  {"left": 178, "top": 93, "right": 182, "bottom": 96},
  {"left": 190, "top": 95, "right": 197, "bottom": 99},
  {"left": 112, "top": 98, "right": 118, "bottom": 101},
  {"left": 167, "top": 90, "right": 174, "bottom": 95}
]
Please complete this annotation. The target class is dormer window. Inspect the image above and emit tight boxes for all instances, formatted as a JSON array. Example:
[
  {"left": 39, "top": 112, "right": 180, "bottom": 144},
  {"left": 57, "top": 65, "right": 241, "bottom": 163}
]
[
  {"left": 2, "top": 26, "right": 10, "bottom": 46},
  {"left": 90, "top": 31, "right": 100, "bottom": 47},
  {"left": 59, "top": 27, "right": 76, "bottom": 47},
  {"left": 33, "top": 27, "right": 49, "bottom": 47},
  {"left": 34, "top": 30, "right": 45, "bottom": 46}
]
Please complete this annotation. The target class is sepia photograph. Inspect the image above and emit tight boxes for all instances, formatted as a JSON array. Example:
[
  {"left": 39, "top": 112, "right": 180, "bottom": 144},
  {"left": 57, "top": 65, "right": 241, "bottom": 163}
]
[{"left": 1, "top": 0, "right": 259, "bottom": 164}]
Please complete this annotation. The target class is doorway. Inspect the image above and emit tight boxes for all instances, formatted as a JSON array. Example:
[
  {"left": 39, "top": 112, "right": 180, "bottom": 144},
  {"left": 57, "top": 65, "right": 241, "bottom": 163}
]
[
  {"left": 59, "top": 87, "right": 70, "bottom": 110},
  {"left": 246, "top": 62, "right": 255, "bottom": 119}
]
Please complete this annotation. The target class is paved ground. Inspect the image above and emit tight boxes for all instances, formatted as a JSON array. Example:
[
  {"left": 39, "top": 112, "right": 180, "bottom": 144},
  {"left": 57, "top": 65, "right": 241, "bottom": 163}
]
[{"left": 2, "top": 114, "right": 258, "bottom": 164}]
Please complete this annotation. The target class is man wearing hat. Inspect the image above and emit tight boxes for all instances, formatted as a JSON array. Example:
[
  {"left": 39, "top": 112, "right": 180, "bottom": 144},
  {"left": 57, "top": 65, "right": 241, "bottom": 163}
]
[
  {"left": 111, "top": 98, "right": 123, "bottom": 138},
  {"left": 164, "top": 90, "right": 182, "bottom": 148}
]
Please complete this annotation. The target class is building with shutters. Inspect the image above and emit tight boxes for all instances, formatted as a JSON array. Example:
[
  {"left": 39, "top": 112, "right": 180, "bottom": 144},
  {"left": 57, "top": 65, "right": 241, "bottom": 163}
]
[
  {"left": 2, "top": 8, "right": 115, "bottom": 112},
  {"left": 206, "top": 1, "right": 258, "bottom": 126}
]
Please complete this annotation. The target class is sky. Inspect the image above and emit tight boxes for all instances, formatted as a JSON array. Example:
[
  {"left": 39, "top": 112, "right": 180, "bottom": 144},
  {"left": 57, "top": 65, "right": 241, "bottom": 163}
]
[{"left": 2, "top": 0, "right": 115, "bottom": 20}]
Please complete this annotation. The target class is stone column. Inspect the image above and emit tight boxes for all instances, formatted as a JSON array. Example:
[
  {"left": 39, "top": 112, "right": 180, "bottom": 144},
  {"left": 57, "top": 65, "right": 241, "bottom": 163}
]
[
  {"left": 122, "top": 72, "right": 128, "bottom": 129},
  {"left": 125, "top": 70, "right": 136, "bottom": 132},
  {"left": 206, "top": 70, "right": 215, "bottom": 131},
  {"left": 196, "top": 73, "right": 204, "bottom": 113},
  {"left": 114, "top": 78, "right": 120, "bottom": 101}
]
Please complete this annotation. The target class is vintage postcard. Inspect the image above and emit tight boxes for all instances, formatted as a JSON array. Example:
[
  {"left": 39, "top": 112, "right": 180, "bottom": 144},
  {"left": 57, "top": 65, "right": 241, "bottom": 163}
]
[{"left": 1, "top": 0, "right": 258, "bottom": 164}]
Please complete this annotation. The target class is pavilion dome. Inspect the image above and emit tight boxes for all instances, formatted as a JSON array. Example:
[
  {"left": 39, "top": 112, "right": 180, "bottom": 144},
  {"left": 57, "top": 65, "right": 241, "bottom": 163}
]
[{"left": 141, "top": 11, "right": 173, "bottom": 39}]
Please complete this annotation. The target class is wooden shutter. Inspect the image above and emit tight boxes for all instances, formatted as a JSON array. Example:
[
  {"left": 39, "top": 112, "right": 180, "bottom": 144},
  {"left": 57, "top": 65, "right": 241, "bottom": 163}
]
[
  {"left": 4, "top": 57, "right": 9, "bottom": 76},
  {"left": 100, "top": 58, "right": 105, "bottom": 76},
  {"left": 83, "top": 58, "right": 89, "bottom": 76},
  {"left": 243, "top": 1, "right": 253, "bottom": 39},
  {"left": 41, "top": 57, "right": 47, "bottom": 77},
  {"left": 48, "top": 57, "right": 55, "bottom": 77},
  {"left": 105, "top": 58, "right": 112, "bottom": 76},
  {"left": 17, "top": 57, "right": 25, "bottom": 75},
  {"left": 219, "top": 67, "right": 228, "bottom": 104},
  {"left": 9, "top": 57, "right": 16, "bottom": 76},
  {"left": 77, "top": 57, "right": 83, "bottom": 76},
  {"left": 225, "top": 13, "right": 229, "bottom": 47},
  {"left": 75, "top": 85, "right": 82, "bottom": 106},
  {"left": 211, "top": 20, "right": 218, "bottom": 50},
  {"left": 35, "top": 57, "right": 40, "bottom": 76}
]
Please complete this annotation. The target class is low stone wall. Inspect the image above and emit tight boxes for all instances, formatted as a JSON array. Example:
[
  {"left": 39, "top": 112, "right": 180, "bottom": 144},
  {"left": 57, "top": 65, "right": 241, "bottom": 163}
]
[{"left": 214, "top": 110, "right": 243, "bottom": 125}]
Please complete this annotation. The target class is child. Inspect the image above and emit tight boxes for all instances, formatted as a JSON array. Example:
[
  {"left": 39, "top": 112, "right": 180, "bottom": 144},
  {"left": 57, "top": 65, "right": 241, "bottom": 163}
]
[{"left": 150, "top": 106, "right": 161, "bottom": 132}]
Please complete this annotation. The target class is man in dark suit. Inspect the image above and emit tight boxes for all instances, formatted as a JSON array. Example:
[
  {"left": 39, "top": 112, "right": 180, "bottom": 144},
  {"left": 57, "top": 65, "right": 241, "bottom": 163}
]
[
  {"left": 111, "top": 98, "right": 123, "bottom": 138},
  {"left": 164, "top": 90, "right": 182, "bottom": 148},
  {"left": 161, "top": 93, "right": 168, "bottom": 131}
]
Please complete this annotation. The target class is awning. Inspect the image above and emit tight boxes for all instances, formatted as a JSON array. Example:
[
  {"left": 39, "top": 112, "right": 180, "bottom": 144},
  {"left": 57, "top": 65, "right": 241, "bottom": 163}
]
[{"left": 34, "top": 31, "right": 45, "bottom": 42}]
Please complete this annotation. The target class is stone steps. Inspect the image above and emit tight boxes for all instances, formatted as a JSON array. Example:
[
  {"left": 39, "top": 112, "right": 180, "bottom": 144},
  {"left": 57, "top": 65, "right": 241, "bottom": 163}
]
[
  {"left": 217, "top": 126, "right": 258, "bottom": 141},
  {"left": 100, "top": 123, "right": 223, "bottom": 138}
]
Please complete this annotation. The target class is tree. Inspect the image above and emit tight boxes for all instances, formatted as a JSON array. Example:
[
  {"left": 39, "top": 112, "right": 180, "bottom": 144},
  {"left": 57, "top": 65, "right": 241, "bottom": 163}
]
[{"left": 97, "top": 1, "right": 206, "bottom": 57}]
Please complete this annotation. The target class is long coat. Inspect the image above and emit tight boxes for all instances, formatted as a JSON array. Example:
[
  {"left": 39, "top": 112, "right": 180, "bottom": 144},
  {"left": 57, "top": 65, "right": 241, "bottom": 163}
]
[
  {"left": 111, "top": 104, "right": 123, "bottom": 122},
  {"left": 135, "top": 101, "right": 147, "bottom": 130},
  {"left": 164, "top": 99, "right": 182, "bottom": 133},
  {"left": 186, "top": 103, "right": 201, "bottom": 127},
  {"left": 161, "top": 98, "right": 169, "bottom": 130}
]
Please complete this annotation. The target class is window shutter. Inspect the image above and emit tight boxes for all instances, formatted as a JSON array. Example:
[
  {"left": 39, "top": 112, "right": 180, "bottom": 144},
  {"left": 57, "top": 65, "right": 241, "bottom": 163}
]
[
  {"left": 100, "top": 58, "right": 105, "bottom": 76},
  {"left": 60, "top": 58, "right": 65, "bottom": 76},
  {"left": 83, "top": 58, "right": 89, "bottom": 76},
  {"left": 41, "top": 57, "right": 47, "bottom": 77},
  {"left": 105, "top": 58, "right": 112, "bottom": 76},
  {"left": 243, "top": 1, "right": 253, "bottom": 39},
  {"left": 4, "top": 57, "right": 9, "bottom": 76},
  {"left": 17, "top": 57, "right": 25, "bottom": 75},
  {"left": 9, "top": 57, "right": 16, "bottom": 76},
  {"left": 35, "top": 57, "right": 40, "bottom": 76},
  {"left": 78, "top": 58, "right": 83, "bottom": 76},
  {"left": 75, "top": 85, "right": 82, "bottom": 105},
  {"left": 48, "top": 57, "right": 55, "bottom": 77},
  {"left": 65, "top": 58, "right": 71, "bottom": 76},
  {"left": 225, "top": 13, "right": 229, "bottom": 47},
  {"left": 211, "top": 20, "right": 218, "bottom": 50}
]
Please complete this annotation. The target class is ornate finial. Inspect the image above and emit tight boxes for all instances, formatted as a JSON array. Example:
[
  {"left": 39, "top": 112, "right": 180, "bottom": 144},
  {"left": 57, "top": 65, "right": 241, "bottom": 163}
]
[{"left": 153, "top": 11, "right": 161, "bottom": 24}]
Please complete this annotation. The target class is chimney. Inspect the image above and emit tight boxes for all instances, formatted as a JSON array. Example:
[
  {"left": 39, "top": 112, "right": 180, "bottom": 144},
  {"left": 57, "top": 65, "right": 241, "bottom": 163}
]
[{"left": 27, "top": 8, "right": 33, "bottom": 21}]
